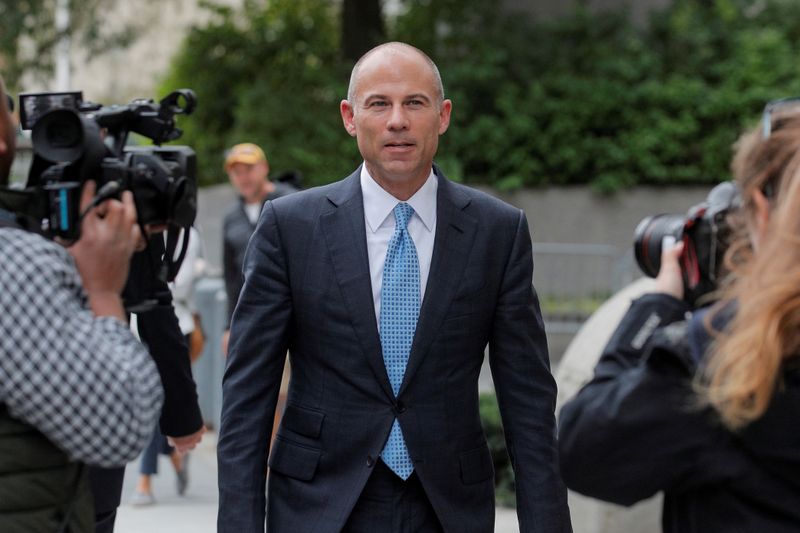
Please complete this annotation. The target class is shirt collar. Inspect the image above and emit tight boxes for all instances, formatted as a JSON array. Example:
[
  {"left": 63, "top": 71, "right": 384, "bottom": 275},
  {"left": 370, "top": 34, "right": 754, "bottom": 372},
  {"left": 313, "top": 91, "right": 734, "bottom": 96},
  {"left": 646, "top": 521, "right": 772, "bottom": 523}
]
[{"left": 360, "top": 164, "right": 437, "bottom": 233}]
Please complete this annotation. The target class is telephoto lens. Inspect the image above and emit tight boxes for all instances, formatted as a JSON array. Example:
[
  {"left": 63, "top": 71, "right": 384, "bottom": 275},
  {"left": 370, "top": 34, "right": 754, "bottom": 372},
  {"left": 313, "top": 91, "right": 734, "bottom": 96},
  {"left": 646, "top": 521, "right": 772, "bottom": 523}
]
[{"left": 633, "top": 214, "right": 685, "bottom": 278}]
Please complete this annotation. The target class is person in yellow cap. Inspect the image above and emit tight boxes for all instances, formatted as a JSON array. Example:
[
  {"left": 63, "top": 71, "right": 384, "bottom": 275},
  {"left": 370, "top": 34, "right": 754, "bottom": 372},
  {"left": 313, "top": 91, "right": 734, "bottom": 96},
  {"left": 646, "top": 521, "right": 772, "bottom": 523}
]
[{"left": 221, "top": 143, "right": 298, "bottom": 355}]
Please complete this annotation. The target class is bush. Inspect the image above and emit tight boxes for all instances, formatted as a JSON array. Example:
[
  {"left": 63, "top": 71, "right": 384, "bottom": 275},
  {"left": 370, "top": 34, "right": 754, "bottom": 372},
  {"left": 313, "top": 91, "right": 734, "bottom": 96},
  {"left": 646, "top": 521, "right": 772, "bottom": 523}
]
[
  {"left": 394, "top": 0, "right": 800, "bottom": 192},
  {"left": 162, "top": 0, "right": 800, "bottom": 191},
  {"left": 160, "top": 0, "right": 357, "bottom": 187}
]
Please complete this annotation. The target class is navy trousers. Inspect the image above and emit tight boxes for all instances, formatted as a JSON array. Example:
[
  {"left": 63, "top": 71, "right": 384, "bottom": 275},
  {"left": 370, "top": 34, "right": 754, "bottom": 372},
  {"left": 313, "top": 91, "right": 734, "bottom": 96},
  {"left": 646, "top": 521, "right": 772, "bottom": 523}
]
[{"left": 342, "top": 461, "right": 444, "bottom": 533}]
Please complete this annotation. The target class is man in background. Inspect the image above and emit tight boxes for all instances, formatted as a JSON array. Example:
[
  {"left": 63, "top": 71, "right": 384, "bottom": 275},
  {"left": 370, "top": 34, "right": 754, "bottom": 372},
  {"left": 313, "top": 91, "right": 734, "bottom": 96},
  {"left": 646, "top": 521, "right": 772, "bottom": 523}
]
[{"left": 221, "top": 142, "right": 298, "bottom": 355}]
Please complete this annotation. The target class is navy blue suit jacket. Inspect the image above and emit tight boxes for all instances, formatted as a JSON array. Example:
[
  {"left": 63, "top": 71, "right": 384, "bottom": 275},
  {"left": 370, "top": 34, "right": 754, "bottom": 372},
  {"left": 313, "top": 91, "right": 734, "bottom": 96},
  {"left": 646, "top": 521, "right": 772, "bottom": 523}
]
[{"left": 217, "top": 168, "right": 570, "bottom": 532}]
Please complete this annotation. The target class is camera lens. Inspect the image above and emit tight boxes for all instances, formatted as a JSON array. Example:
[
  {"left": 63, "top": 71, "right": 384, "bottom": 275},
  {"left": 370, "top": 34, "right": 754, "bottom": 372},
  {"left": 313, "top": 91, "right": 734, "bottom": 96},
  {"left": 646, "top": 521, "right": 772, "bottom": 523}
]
[
  {"left": 31, "top": 109, "right": 85, "bottom": 163},
  {"left": 44, "top": 118, "right": 81, "bottom": 149},
  {"left": 633, "top": 214, "right": 685, "bottom": 277}
]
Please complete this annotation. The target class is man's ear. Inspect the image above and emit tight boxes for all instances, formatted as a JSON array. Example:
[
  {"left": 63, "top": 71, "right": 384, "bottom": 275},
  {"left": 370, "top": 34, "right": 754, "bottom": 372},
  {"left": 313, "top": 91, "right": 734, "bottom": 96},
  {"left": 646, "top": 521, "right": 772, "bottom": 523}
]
[
  {"left": 750, "top": 189, "right": 772, "bottom": 246},
  {"left": 257, "top": 160, "right": 269, "bottom": 178},
  {"left": 752, "top": 187, "right": 771, "bottom": 235},
  {"left": 438, "top": 99, "right": 452, "bottom": 135},
  {"left": 340, "top": 100, "right": 357, "bottom": 138}
]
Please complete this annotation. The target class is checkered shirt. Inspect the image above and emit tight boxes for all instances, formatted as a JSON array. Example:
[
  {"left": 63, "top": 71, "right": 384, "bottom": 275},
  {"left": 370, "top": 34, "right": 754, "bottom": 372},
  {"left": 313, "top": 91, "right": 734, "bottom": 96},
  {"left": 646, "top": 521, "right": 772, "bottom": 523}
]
[{"left": 0, "top": 228, "right": 163, "bottom": 467}]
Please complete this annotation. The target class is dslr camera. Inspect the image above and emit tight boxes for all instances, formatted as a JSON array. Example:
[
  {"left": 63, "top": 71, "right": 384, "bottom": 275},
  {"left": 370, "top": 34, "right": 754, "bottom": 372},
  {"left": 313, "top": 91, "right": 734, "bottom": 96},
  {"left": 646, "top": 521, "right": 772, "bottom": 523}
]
[
  {"left": 4, "top": 89, "right": 197, "bottom": 245},
  {"left": 633, "top": 181, "right": 740, "bottom": 307}
]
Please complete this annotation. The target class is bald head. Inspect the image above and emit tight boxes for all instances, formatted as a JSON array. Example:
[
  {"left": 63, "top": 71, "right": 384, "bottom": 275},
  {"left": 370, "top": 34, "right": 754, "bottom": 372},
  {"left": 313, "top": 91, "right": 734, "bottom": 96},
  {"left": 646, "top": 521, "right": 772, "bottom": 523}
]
[{"left": 347, "top": 42, "right": 445, "bottom": 106}]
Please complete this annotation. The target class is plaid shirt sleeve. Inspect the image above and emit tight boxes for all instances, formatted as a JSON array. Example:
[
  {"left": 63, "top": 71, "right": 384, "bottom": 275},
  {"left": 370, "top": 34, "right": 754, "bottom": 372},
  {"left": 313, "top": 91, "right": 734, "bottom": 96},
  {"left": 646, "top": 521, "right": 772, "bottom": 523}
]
[{"left": 0, "top": 228, "right": 164, "bottom": 467}]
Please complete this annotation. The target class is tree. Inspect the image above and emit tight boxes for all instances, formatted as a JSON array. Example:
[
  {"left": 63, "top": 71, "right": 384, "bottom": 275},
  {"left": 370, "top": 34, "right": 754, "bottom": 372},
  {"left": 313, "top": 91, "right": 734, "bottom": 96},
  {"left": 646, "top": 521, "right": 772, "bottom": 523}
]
[
  {"left": 161, "top": 0, "right": 800, "bottom": 191},
  {"left": 341, "top": 0, "right": 385, "bottom": 62},
  {"left": 160, "top": 0, "right": 358, "bottom": 187}
]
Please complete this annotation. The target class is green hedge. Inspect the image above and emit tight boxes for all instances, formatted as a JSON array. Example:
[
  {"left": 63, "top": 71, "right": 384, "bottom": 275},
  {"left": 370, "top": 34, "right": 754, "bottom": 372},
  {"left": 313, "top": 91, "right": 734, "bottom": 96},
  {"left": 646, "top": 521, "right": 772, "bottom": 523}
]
[
  {"left": 161, "top": 0, "right": 800, "bottom": 191},
  {"left": 159, "top": 0, "right": 358, "bottom": 187}
]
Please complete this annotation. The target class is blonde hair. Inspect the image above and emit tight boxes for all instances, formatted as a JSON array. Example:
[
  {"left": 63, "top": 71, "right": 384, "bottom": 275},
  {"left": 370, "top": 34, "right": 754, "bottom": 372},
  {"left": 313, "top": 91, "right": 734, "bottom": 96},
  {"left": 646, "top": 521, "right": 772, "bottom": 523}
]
[{"left": 704, "top": 112, "right": 800, "bottom": 429}]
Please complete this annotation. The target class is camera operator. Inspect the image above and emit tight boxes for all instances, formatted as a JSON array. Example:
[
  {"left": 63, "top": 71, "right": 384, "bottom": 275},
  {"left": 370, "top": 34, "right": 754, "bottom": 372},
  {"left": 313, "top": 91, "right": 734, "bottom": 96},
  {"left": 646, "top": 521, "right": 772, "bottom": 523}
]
[
  {"left": 89, "top": 232, "right": 206, "bottom": 533},
  {"left": 558, "top": 106, "right": 800, "bottom": 532},
  {"left": 0, "top": 78, "right": 163, "bottom": 533}
]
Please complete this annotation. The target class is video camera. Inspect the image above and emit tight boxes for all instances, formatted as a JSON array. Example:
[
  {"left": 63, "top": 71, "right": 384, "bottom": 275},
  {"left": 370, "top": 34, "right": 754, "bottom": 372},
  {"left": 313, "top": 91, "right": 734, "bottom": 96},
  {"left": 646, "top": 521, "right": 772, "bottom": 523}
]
[
  {"left": 17, "top": 89, "right": 196, "bottom": 235},
  {"left": 0, "top": 89, "right": 198, "bottom": 285},
  {"left": 633, "top": 181, "right": 740, "bottom": 307}
]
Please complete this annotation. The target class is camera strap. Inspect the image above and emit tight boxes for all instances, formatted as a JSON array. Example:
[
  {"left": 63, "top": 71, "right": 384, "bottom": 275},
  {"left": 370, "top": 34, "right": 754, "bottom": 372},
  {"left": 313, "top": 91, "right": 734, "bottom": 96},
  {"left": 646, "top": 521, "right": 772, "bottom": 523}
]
[{"left": 164, "top": 224, "right": 191, "bottom": 283}]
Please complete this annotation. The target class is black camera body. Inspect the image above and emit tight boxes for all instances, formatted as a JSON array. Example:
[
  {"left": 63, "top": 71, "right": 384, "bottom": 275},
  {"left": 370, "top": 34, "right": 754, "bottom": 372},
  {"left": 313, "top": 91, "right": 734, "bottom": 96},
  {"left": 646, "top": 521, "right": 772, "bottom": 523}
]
[
  {"left": 15, "top": 89, "right": 198, "bottom": 241},
  {"left": 633, "top": 181, "right": 740, "bottom": 307}
]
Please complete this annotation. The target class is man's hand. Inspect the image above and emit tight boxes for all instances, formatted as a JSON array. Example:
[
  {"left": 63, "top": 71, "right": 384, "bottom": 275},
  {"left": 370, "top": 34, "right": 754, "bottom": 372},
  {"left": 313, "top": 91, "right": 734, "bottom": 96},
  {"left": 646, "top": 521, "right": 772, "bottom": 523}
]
[
  {"left": 168, "top": 425, "right": 206, "bottom": 454},
  {"left": 68, "top": 181, "right": 142, "bottom": 320},
  {"left": 654, "top": 236, "right": 685, "bottom": 300}
]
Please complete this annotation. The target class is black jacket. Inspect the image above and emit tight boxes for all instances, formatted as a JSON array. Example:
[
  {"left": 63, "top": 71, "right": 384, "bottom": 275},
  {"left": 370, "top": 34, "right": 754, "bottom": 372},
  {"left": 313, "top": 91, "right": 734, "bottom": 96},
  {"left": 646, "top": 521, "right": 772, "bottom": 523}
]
[
  {"left": 90, "top": 235, "right": 203, "bottom": 526},
  {"left": 123, "top": 234, "right": 203, "bottom": 437},
  {"left": 222, "top": 181, "right": 298, "bottom": 326},
  {"left": 558, "top": 293, "right": 800, "bottom": 533}
]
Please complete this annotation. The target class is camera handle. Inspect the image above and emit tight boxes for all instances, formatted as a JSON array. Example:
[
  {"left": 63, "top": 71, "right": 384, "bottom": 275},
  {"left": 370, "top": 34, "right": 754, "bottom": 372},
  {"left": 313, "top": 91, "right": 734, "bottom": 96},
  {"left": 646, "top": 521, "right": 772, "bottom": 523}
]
[{"left": 77, "top": 181, "right": 122, "bottom": 221}]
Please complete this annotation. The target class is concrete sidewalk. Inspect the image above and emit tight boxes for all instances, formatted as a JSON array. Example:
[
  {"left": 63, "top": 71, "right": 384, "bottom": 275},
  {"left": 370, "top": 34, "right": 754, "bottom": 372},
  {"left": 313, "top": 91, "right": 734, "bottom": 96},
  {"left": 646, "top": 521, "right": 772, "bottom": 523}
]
[{"left": 114, "top": 432, "right": 520, "bottom": 532}]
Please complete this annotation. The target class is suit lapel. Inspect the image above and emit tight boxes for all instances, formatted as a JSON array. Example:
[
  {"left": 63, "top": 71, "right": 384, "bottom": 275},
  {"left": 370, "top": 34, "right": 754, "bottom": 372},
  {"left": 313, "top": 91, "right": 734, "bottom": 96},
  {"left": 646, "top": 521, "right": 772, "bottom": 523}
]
[
  {"left": 321, "top": 170, "right": 394, "bottom": 400},
  {"left": 399, "top": 171, "right": 478, "bottom": 396}
]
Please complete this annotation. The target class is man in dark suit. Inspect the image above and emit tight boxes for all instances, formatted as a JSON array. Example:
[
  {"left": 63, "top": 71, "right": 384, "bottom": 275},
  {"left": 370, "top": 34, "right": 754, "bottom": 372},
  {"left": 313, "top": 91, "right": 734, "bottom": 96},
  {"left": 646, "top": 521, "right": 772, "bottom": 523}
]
[{"left": 218, "top": 42, "right": 571, "bottom": 533}]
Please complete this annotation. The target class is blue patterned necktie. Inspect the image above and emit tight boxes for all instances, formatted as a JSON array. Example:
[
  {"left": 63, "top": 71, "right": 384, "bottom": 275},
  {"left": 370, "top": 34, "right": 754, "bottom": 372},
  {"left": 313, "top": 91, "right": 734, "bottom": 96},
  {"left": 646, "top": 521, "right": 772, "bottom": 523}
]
[{"left": 379, "top": 202, "right": 419, "bottom": 479}]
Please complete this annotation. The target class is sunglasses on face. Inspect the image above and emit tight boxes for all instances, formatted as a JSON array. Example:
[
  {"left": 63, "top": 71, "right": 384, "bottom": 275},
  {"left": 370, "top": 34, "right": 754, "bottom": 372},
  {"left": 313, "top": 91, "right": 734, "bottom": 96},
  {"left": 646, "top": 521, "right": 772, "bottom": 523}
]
[{"left": 762, "top": 96, "right": 800, "bottom": 139}]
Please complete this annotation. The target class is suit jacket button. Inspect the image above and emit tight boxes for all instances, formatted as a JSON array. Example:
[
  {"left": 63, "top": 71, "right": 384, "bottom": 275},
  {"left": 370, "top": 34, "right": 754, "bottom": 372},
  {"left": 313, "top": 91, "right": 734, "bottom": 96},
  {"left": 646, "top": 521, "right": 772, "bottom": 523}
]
[
  {"left": 395, "top": 401, "right": 407, "bottom": 414},
  {"left": 366, "top": 455, "right": 375, "bottom": 467}
]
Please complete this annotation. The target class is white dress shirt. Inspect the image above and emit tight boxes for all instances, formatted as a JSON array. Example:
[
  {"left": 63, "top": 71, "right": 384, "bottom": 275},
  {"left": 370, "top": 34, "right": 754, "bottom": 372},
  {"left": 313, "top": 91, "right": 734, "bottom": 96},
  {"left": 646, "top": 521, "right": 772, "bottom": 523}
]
[{"left": 361, "top": 165, "right": 437, "bottom": 328}]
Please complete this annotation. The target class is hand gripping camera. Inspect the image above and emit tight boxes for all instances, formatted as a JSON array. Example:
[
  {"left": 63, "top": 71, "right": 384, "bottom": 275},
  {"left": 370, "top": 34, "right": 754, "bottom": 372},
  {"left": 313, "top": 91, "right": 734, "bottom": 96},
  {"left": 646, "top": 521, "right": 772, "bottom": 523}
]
[
  {"left": 0, "top": 89, "right": 198, "bottom": 282},
  {"left": 633, "top": 181, "right": 741, "bottom": 307}
]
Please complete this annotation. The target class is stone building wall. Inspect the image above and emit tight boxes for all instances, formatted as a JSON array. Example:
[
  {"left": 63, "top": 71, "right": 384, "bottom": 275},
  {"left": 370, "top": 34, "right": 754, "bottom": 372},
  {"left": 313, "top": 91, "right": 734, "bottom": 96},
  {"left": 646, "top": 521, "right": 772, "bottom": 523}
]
[{"left": 22, "top": 0, "right": 241, "bottom": 102}]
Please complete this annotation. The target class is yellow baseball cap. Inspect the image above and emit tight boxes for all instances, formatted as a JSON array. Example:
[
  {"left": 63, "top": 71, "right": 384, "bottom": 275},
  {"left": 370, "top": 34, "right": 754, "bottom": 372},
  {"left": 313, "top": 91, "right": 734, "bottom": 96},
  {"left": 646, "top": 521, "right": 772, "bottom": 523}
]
[{"left": 224, "top": 143, "right": 267, "bottom": 170}]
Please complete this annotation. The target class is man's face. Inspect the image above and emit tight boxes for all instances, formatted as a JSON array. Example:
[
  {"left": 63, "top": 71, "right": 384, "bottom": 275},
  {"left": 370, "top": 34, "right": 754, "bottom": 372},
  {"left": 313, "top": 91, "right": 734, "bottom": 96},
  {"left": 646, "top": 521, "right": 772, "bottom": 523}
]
[
  {"left": 340, "top": 49, "right": 452, "bottom": 194},
  {"left": 227, "top": 161, "right": 269, "bottom": 204},
  {"left": 0, "top": 86, "right": 15, "bottom": 185}
]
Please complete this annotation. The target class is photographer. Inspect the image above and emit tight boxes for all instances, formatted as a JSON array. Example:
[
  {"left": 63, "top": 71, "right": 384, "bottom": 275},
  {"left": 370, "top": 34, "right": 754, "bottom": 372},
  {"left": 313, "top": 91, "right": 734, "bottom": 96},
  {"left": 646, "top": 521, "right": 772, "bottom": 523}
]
[
  {"left": 558, "top": 106, "right": 800, "bottom": 531},
  {"left": 0, "top": 77, "right": 163, "bottom": 533}
]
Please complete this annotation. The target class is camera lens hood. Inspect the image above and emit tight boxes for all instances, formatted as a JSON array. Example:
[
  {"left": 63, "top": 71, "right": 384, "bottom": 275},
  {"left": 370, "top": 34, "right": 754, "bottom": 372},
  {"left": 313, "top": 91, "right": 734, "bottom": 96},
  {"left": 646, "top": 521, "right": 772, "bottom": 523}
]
[
  {"left": 31, "top": 108, "right": 87, "bottom": 163},
  {"left": 633, "top": 214, "right": 685, "bottom": 278}
]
